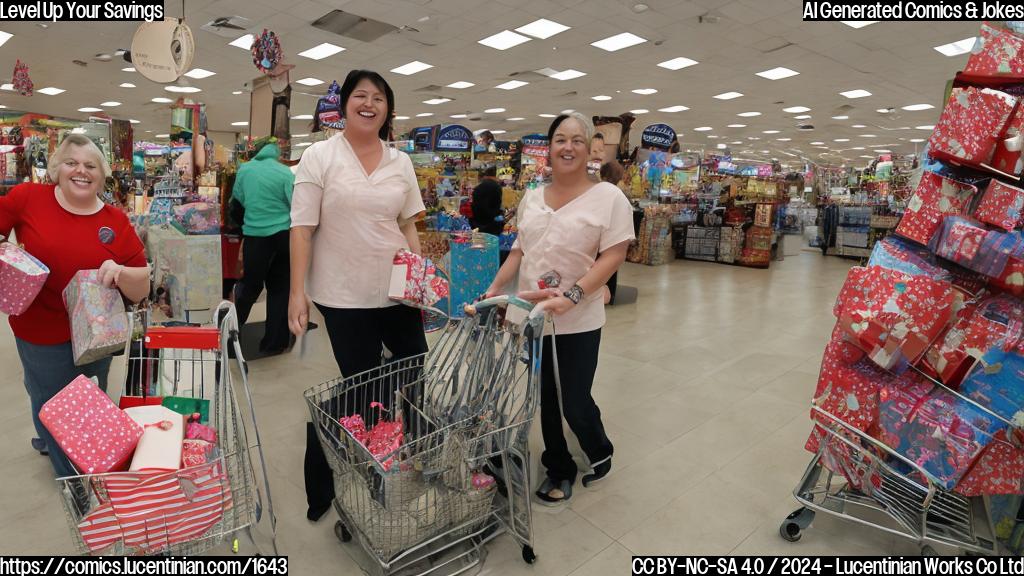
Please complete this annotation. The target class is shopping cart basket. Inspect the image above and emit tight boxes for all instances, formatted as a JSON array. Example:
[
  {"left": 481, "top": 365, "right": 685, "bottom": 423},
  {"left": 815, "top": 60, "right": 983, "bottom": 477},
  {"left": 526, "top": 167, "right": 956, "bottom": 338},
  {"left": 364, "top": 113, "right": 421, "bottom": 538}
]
[
  {"left": 58, "top": 303, "right": 278, "bottom": 556},
  {"left": 780, "top": 403, "right": 998, "bottom": 556},
  {"left": 304, "top": 295, "right": 547, "bottom": 576}
]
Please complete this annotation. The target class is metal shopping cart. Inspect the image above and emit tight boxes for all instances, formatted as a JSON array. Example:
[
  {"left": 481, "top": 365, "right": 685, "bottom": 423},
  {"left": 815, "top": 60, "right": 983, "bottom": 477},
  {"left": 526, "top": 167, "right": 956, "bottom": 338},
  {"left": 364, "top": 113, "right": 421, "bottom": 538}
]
[
  {"left": 58, "top": 303, "right": 278, "bottom": 556},
  {"left": 305, "top": 296, "right": 546, "bottom": 576},
  {"left": 779, "top": 401, "right": 998, "bottom": 556}
]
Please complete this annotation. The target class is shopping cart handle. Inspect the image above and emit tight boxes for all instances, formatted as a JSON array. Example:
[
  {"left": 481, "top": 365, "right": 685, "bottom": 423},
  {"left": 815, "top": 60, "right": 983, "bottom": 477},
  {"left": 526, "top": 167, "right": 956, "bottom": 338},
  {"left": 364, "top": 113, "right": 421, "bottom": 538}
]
[{"left": 464, "top": 295, "right": 547, "bottom": 319}]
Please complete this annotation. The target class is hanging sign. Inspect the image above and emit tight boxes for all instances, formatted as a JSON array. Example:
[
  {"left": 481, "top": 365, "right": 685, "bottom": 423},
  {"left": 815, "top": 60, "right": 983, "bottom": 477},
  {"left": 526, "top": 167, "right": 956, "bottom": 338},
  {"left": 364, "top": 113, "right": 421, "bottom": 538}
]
[
  {"left": 522, "top": 134, "right": 549, "bottom": 157},
  {"left": 640, "top": 123, "right": 676, "bottom": 151},
  {"left": 435, "top": 124, "right": 472, "bottom": 152},
  {"left": 756, "top": 164, "right": 774, "bottom": 178}
]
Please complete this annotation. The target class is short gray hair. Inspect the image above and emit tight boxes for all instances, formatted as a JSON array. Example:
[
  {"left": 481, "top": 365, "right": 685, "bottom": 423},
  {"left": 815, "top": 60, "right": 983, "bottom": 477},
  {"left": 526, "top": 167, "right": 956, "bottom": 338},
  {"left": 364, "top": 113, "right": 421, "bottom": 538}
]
[
  {"left": 547, "top": 111, "right": 595, "bottom": 144},
  {"left": 47, "top": 133, "right": 111, "bottom": 182}
]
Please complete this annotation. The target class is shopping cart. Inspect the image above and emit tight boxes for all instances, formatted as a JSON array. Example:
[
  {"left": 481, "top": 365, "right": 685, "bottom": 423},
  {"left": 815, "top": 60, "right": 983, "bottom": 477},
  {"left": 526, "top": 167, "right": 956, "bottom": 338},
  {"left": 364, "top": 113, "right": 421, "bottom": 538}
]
[
  {"left": 58, "top": 303, "right": 278, "bottom": 556},
  {"left": 305, "top": 295, "right": 546, "bottom": 576},
  {"left": 780, "top": 401, "right": 998, "bottom": 556}
]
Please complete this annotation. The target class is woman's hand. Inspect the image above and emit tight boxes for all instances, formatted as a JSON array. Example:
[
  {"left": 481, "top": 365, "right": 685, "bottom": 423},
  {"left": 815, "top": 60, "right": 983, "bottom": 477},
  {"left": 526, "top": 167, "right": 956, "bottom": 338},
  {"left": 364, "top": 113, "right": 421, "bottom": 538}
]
[
  {"left": 516, "top": 288, "right": 560, "bottom": 304},
  {"left": 543, "top": 295, "right": 576, "bottom": 316},
  {"left": 288, "top": 292, "right": 310, "bottom": 337},
  {"left": 98, "top": 259, "right": 124, "bottom": 288}
]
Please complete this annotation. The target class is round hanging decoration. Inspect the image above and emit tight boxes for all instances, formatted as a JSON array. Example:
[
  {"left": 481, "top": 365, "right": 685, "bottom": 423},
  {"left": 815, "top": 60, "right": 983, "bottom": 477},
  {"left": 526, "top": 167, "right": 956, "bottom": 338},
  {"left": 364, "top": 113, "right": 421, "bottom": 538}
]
[
  {"left": 251, "top": 29, "right": 283, "bottom": 75},
  {"left": 12, "top": 59, "right": 32, "bottom": 96}
]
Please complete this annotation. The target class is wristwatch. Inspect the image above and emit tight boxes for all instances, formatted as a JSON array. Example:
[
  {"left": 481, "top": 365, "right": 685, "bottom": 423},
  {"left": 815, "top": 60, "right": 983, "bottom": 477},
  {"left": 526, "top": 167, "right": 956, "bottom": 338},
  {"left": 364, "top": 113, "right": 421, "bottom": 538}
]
[{"left": 563, "top": 284, "right": 584, "bottom": 305}]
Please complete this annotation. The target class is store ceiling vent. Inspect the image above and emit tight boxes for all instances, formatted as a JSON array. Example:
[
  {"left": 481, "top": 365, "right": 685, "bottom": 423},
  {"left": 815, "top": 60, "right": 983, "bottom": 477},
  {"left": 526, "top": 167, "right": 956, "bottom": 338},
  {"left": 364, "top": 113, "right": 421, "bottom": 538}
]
[
  {"left": 201, "top": 16, "right": 252, "bottom": 38},
  {"left": 509, "top": 70, "right": 549, "bottom": 82},
  {"left": 313, "top": 10, "right": 399, "bottom": 43},
  {"left": 414, "top": 85, "right": 445, "bottom": 93}
]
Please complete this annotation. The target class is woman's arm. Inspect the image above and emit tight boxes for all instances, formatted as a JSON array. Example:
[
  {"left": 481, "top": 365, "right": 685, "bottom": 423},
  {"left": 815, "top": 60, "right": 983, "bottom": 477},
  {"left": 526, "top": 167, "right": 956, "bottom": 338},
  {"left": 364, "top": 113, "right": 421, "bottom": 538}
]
[
  {"left": 400, "top": 217, "right": 422, "bottom": 255},
  {"left": 484, "top": 248, "right": 523, "bottom": 297},
  {"left": 574, "top": 241, "right": 629, "bottom": 296},
  {"left": 98, "top": 260, "right": 151, "bottom": 303},
  {"left": 288, "top": 226, "right": 314, "bottom": 336}
]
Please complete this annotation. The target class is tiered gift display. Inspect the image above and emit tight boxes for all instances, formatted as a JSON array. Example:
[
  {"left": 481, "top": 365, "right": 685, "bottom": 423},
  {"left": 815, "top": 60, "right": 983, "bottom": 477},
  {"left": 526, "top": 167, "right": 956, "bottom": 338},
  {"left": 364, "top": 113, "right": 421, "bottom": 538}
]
[{"left": 781, "top": 21, "right": 1024, "bottom": 555}]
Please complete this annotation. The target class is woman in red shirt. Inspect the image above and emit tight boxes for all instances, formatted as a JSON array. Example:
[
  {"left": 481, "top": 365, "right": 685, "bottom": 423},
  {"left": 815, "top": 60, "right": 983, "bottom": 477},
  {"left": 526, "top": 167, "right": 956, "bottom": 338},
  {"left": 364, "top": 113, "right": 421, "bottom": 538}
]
[{"left": 0, "top": 134, "right": 150, "bottom": 479}]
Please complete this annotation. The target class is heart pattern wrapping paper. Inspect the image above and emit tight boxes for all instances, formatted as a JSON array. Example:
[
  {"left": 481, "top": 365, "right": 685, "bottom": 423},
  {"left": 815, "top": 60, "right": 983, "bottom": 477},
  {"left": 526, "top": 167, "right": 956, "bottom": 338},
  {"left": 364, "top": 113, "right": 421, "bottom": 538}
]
[
  {"left": 959, "top": 348, "right": 1024, "bottom": 426},
  {"left": 976, "top": 180, "right": 1024, "bottom": 232},
  {"left": 63, "top": 270, "right": 130, "bottom": 366},
  {"left": 388, "top": 249, "right": 450, "bottom": 312},
  {"left": 895, "top": 171, "right": 977, "bottom": 247},
  {"left": 956, "top": 429, "right": 1024, "bottom": 496},
  {"left": 934, "top": 217, "right": 1024, "bottom": 278},
  {"left": 928, "top": 86, "right": 1018, "bottom": 167},
  {"left": 0, "top": 241, "right": 49, "bottom": 316},
  {"left": 964, "top": 23, "right": 1024, "bottom": 82},
  {"left": 920, "top": 295, "right": 1024, "bottom": 386},
  {"left": 867, "top": 236, "right": 951, "bottom": 281}
]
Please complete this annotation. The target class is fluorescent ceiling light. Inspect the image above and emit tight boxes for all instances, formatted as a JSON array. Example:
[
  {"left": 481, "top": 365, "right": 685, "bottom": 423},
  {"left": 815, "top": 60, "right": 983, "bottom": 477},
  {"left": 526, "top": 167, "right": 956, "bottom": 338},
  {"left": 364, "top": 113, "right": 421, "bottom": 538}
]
[
  {"left": 516, "top": 19, "right": 570, "bottom": 39},
  {"left": 423, "top": 98, "right": 452, "bottom": 105},
  {"left": 783, "top": 106, "right": 810, "bottom": 113},
  {"left": 291, "top": 114, "right": 314, "bottom": 120},
  {"left": 731, "top": 141, "right": 743, "bottom": 144},
  {"left": 694, "top": 127, "right": 712, "bottom": 132},
  {"left": 934, "top": 37, "right": 977, "bottom": 57},
  {"left": 229, "top": 34, "right": 254, "bottom": 50},
  {"left": 875, "top": 149, "right": 892, "bottom": 153},
  {"left": 78, "top": 107, "right": 102, "bottom": 113},
  {"left": 902, "top": 104, "right": 934, "bottom": 111},
  {"left": 447, "top": 81, "right": 474, "bottom": 89},
  {"left": 38, "top": 87, "right": 65, "bottom": 95},
  {"left": 296, "top": 77, "right": 325, "bottom": 86},
  {"left": 748, "top": 137, "right": 760, "bottom": 140},
  {"left": 450, "top": 114, "right": 468, "bottom": 119},
  {"left": 119, "top": 83, "right": 136, "bottom": 88},
  {"left": 707, "top": 135, "right": 719, "bottom": 139},
  {"left": 122, "top": 67, "right": 135, "bottom": 72},
  {"left": 561, "top": 109, "right": 575, "bottom": 114},
  {"left": 394, "top": 116, "right": 410, "bottom": 120},
  {"left": 165, "top": 85, "right": 202, "bottom": 93},
  {"left": 592, "top": 95, "right": 612, "bottom": 101},
  {"left": 551, "top": 69, "right": 586, "bottom": 80},
  {"left": 658, "top": 105, "right": 689, "bottom": 113},
  {"left": 184, "top": 68, "right": 216, "bottom": 79},
  {"left": 292, "top": 134, "right": 309, "bottom": 138},
  {"left": 763, "top": 130, "right": 780, "bottom": 134},
  {"left": 416, "top": 112, "right": 434, "bottom": 117},
  {"left": 496, "top": 80, "right": 528, "bottom": 90},
  {"left": 479, "top": 30, "right": 531, "bottom": 50},
  {"left": 152, "top": 97, "right": 173, "bottom": 103},
  {"left": 910, "top": 138, "right": 925, "bottom": 143},
  {"left": 0, "top": 83, "right": 12, "bottom": 90},
  {"left": 484, "top": 107, "right": 506, "bottom": 113},
  {"left": 298, "top": 43, "right": 345, "bottom": 60},
  {"left": 658, "top": 57, "right": 698, "bottom": 70},
  {"left": 834, "top": 138, "right": 850, "bottom": 142},
  {"left": 232, "top": 91, "right": 243, "bottom": 95},
  {"left": 100, "top": 101, "right": 120, "bottom": 107},
  {"left": 811, "top": 141, "right": 825, "bottom": 145},
  {"left": 491, "top": 130, "right": 507, "bottom": 135},
  {"left": 632, "top": 88, "right": 658, "bottom": 95},
  {"left": 777, "top": 138, "right": 792, "bottom": 141},
  {"left": 876, "top": 108, "right": 892, "bottom": 113},
  {"left": 717, "top": 143, "right": 727, "bottom": 149},
  {"left": 630, "top": 109, "right": 649, "bottom": 114},
  {"left": 852, "top": 124, "right": 867, "bottom": 128},
  {"left": 231, "top": 121, "right": 249, "bottom": 126},
  {"left": 392, "top": 61, "right": 433, "bottom": 75},
  {"left": 831, "top": 115, "right": 849, "bottom": 120},
  {"left": 155, "top": 134, "right": 169, "bottom": 138},
  {"left": 915, "top": 125, "right": 935, "bottom": 130},
  {"left": 852, "top": 146, "right": 866, "bottom": 150},
  {"left": 128, "top": 119, "right": 139, "bottom": 124},
  {"left": 841, "top": 21, "right": 878, "bottom": 28},
  {"left": 727, "top": 124, "right": 746, "bottom": 128},
  {"left": 860, "top": 134, "right": 877, "bottom": 137},
  {"left": 840, "top": 89, "right": 872, "bottom": 98},
  {"left": 738, "top": 111, "right": 761, "bottom": 117},
  {"left": 757, "top": 67, "right": 799, "bottom": 80},
  {"left": 507, "top": 117, "right": 525, "bottom": 121},
  {"left": 591, "top": 32, "right": 647, "bottom": 52},
  {"left": 295, "top": 142, "right": 312, "bottom": 148},
  {"left": 0, "top": 31, "right": 11, "bottom": 47},
  {"left": 714, "top": 91, "right": 743, "bottom": 100},
  {"left": 539, "top": 113, "right": 557, "bottom": 118},
  {"left": 794, "top": 115, "right": 812, "bottom": 120}
]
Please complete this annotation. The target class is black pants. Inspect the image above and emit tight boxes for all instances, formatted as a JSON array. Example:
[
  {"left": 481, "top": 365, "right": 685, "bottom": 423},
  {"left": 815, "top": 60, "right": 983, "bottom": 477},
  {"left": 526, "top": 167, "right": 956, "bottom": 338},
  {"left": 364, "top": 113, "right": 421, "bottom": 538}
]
[
  {"left": 304, "top": 303, "right": 428, "bottom": 517},
  {"left": 234, "top": 230, "right": 291, "bottom": 352},
  {"left": 540, "top": 328, "right": 613, "bottom": 483},
  {"left": 607, "top": 271, "right": 618, "bottom": 304}
]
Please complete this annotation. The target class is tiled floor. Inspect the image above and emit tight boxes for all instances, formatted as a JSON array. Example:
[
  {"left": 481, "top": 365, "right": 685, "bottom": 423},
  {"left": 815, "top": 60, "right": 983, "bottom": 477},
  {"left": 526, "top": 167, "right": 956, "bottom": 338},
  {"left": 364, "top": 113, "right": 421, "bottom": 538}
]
[{"left": 1, "top": 247, "right": 925, "bottom": 571}]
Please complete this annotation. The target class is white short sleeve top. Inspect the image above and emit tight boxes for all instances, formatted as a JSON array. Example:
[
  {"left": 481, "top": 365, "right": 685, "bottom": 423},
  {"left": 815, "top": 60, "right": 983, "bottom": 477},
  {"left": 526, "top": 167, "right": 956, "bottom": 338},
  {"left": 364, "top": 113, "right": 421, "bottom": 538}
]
[
  {"left": 513, "top": 182, "right": 635, "bottom": 334},
  {"left": 291, "top": 133, "right": 426, "bottom": 309}
]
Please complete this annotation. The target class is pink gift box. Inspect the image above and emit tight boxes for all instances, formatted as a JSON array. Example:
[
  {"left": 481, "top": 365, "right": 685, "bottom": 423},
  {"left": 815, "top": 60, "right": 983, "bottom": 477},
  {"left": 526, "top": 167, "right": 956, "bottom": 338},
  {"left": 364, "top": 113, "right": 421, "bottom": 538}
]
[
  {"left": 895, "top": 171, "right": 977, "bottom": 246},
  {"left": 39, "top": 375, "right": 143, "bottom": 475},
  {"left": 975, "top": 180, "right": 1024, "bottom": 232},
  {"left": 0, "top": 241, "right": 49, "bottom": 316},
  {"left": 64, "top": 269, "right": 130, "bottom": 366},
  {"left": 388, "top": 248, "right": 450, "bottom": 311},
  {"left": 929, "top": 87, "right": 1018, "bottom": 168}
]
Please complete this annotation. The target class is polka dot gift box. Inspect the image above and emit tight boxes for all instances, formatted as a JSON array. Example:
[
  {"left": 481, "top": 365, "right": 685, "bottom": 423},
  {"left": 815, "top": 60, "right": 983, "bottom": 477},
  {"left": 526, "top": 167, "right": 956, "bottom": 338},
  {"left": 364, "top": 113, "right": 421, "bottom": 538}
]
[
  {"left": 0, "top": 240, "right": 49, "bottom": 316},
  {"left": 39, "top": 374, "right": 143, "bottom": 475}
]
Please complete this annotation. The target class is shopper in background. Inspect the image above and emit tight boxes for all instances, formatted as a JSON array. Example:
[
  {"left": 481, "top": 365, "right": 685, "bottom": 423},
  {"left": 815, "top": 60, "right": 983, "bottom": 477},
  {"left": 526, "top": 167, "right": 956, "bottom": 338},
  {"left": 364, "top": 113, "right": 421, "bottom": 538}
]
[
  {"left": 589, "top": 132, "right": 606, "bottom": 165},
  {"left": 0, "top": 134, "right": 150, "bottom": 479},
  {"left": 599, "top": 160, "right": 626, "bottom": 305},
  {"left": 470, "top": 165, "right": 504, "bottom": 237},
  {"left": 484, "top": 113, "right": 635, "bottom": 504},
  {"left": 231, "top": 141, "right": 295, "bottom": 355},
  {"left": 288, "top": 69, "right": 427, "bottom": 521}
]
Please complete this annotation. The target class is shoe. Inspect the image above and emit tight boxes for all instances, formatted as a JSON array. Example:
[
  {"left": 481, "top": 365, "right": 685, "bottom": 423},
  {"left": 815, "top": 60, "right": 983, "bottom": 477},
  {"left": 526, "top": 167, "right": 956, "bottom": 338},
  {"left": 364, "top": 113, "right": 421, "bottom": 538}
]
[
  {"left": 582, "top": 458, "right": 611, "bottom": 487},
  {"left": 307, "top": 504, "right": 332, "bottom": 522},
  {"left": 535, "top": 477, "right": 572, "bottom": 505},
  {"left": 31, "top": 437, "right": 48, "bottom": 456}
]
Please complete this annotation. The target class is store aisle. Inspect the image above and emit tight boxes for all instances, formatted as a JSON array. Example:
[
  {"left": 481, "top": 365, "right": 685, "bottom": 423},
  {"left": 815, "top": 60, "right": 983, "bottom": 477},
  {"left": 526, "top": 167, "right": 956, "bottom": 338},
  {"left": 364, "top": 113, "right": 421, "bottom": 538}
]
[{"left": 0, "top": 251, "right": 917, "bottom": 568}]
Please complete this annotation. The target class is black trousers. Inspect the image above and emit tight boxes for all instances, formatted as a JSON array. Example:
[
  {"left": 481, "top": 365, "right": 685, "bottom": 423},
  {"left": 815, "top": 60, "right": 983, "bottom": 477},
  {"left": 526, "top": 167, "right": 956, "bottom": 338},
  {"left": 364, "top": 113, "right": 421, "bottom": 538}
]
[
  {"left": 234, "top": 230, "right": 291, "bottom": 352},
  {"left": 540, "top": 328, "right": 613, "bottom": 483},
  {"left": 304, "top": 303, "right": 428, "bottom": 517}
]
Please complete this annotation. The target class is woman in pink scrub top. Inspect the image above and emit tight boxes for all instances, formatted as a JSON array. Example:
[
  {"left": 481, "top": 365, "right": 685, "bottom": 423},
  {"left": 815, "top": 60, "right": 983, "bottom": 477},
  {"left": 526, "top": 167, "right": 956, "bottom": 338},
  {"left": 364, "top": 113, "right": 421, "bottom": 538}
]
[{"left": 485, "top": 112, "right": 635, "bottom": 504}]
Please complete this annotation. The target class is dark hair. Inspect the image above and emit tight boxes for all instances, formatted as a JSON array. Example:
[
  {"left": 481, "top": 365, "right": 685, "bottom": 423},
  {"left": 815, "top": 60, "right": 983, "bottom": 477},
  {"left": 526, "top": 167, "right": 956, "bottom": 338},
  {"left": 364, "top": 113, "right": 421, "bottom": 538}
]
[
  {"left": 546, "top": 112, "right": 594, "bottom": 146},
  {"left": 339, "top": 69, "right": 395, "bottom": 141},
  {"left": 592, "top": 132, "right": 605, "bottom": 141},
  {"left": 483, "top": 166, "right": 497, "bottom": 178},
  {"left": 479, "top": 130, "right": 494, "bottom": 143},
  {"left": 546, "top": 114, "right": 570, "bottom": 144},
  {"left": 600, "top": 160, "right": 624, "bottom": 185}
]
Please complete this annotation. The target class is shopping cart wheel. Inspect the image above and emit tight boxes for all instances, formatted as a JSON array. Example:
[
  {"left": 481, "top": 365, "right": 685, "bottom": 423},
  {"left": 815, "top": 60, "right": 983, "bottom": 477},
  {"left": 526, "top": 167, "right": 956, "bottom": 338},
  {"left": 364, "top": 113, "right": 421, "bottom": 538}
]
[
  {"left": 779, "top": 507, "right": 814, "bottom": 543},
  {"left": 521, "top": 545, "right": 536, "bottom": 564},
  {"left": 334, "top": 521, "right": 352, "bottom": 543}
]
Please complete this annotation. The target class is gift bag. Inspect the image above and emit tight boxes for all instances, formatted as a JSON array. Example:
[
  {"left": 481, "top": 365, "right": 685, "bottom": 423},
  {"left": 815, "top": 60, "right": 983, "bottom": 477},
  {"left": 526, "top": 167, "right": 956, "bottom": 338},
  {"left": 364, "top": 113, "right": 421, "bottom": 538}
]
[
  {"left": 162, "top": 396, "right": 210, "bottom": 425},
  {"left": 975, "top": 180, "right": 1024, "bottom": 232},
  {"left": 124, "top": 405, "right": 186, "bottom": 472},
  {"left": 39, "top": 375, "right": 143, "bottom": 474},
  {"left": 147, "top": 227, "right": 221, "bottom": 321},
  {"left": 446, "top": 232, "right": 498, "bottom": 319},
  {"left": 956, "top": 429, "right": 1024, "bottom": 496},
  {"left": 867, "top": 236, "right": 951, "bottom": 281},
  {"left": 895, "top": 171, "right": 977, "bottom": 246},
  {"left": 920, "top": 294, "right": 1024, "bottom": 386},
  {"left": 928, "top": 86, "right": 1018, "bottom": 168},
  {"left": 0, "top": 240, "right": 49, "bottom": 316},
  {"left": 934, "top": 216, "right": 1023, "bottom": 278},
  {"left": 63, "top": 270, "right": 130, "bottom": 366},
  {"left": 959, "top": 348, "right": 1024, "bottom": 425},
  {"left": 962, "top": 23, "right": 1024, "bottom": 83},
  {"left": 172, "top": 202, "right": 220, "bottom": 235},
  {"left": 388, "top": 249, "right": 449, "bottom": 313}
]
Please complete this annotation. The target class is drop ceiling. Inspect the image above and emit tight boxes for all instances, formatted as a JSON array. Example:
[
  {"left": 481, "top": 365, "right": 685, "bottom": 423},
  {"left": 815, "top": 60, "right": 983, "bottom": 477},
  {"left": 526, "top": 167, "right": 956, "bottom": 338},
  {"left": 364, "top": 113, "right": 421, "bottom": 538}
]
[{"left": 0, "top": 0, "right": 980, "bottom": 166}]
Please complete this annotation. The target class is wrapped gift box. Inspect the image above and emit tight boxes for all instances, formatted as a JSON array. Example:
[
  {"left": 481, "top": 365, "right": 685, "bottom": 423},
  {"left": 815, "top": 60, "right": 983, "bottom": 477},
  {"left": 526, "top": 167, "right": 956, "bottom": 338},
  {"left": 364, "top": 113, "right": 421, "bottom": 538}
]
[
  {"left": 934, "top": 216, "right": 1023, "bottom": 278},
  {"left": 63, "top": 270, "right": 130, "bottom": 366},
  {"left": 895, "top": 171, "right": 977, "bottom": 246},
  {"left": 388, "top": 248, "right": 449, "bottom": 312},
  {"left": 928, "top": 86, "right": 1018, "bottom": 167},
  {"left": 0, "top": 241, "right": 48, "bottom": 315},
  {"left": 873, "top": 371, "right": 935, "bottom": 452},
  {"left": 992, "top": 255, "right": 1024, "bottom": 296},
  {"left": 39, "top": 375, "right": 143, "bottom": 474},
  {"left": 147, "top": 227, "right": 222, "bottom": 322},
  {"left": 868, "top": 236, "right": 951, "bottom": 281},
  {"left": 963, "top": 23, "right": 1024, "bottom": 83},
  {"left": 172, "top": 202, "right": 220, "bottom": 235},
  {"left": 975, "top": 180, "right": 1024, "bottom": 232},
  {"left": 956, "top": 429, "right": 1024, "bottom": 496},
  {"left": 920, "top": 295, "right": 1024, "bottom": 386},
  {"left": 124, "top": 405, "right": 185, "bottom": 472},
  {"left": 959, "top": 348, "right": 1024, "bottom": 425}
]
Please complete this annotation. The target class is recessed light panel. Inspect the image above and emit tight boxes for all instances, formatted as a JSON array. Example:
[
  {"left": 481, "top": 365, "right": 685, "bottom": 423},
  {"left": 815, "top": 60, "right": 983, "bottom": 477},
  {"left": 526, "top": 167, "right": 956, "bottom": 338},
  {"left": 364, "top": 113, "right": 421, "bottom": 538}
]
[
  {"left": 727, "top": 124, "right": 747, "bottom": 128},
  {"left": 391, "top": 61, "right": 433, "bottom": 75},
  {"left": 152, "top": 97, "right": 173, "bottom": 103},
  {"left": 658, "top": 57, "right": 698, "bottom": 70},
  {"left": 630, "top": 109, "right": 649, "bottom": 114},
  {"left": 38, "top": 87, "right": 65, "bottom": 95},
  {"left": 738, "top": 112, "right": 761, "bottom": 117},
  {"left": 296, "top": 78, "right": 325, "bottom": 86},
  {"left": 934, "top": 37, "right": 977, "bottom": 57},
  {"left": 484, "top": 108, "right": 506, "bottom": 113},
  {"left": 78, "top": 107, "right": 102, "bottom": 113},
  {"left": 423, "top": 98, "right": 452, "bottom": 105},
  {"left": 658, "top": 105, "right": 689, "bottom": 113},
  {"left": 450, "top": 114, "right": 468, "bottom": 119},
  {"left": 229, "top": 34, "right": 254, "bottom": 50},
  {"left": 783, "top": 106, "right": 810, "bottom": 113},
  {"left": 496, "top": 80, "right": 528, "bottom": 90},
  {"left": 298, "top": 43, "right": 345, "bottom": 60},
  {"left": 757, "top": 67, "right": 800, "bottom": 80},
  {"left": 632, "top": 88, "right": 658, "bottom": 95},
  {"left": 100, "top": 101, "right": 120, "bottom": 107},
  {"left": 231, "top": 121, "right": 249, "bottom": 126},
  {"left": 591, "top": 32, "right": 647, "bottom": 52},
  {"left": 515, "top": 19, "right": 570, "bottom": 39},
  {"left": 479, "top": 30, "right": 531, "bottom": 50},
  {"left": 841, "top": 21, "right": 878, "bottom": 28},
  {"left": 840, "top": 89, "right": 872, "bottom": 98},
  {"left": 447, "top": 81, "right": 474, "bottom": 89},
  {"left": 902, "top": 104, "right": 934, "bottom": 111},
  {"left": 416, "top": 112, "right": 434, "bottom": 117},
  {"left": 714, "top": 91, "right": 743, "bottom": 100},
  {"left": 694, "top": 127, "right": 712, "bottom": 132},
  {"left": 592, "top": 95, "right": 612, "bottom": 101},
  {"left": 291, "top": 114, "right": 314, "bottom": 120},
  {"left": 184, "top": 68, "right": 216, "bottom": 79},
  {"left": 551, "top": 69, "right": 586, "bottom": 81}
]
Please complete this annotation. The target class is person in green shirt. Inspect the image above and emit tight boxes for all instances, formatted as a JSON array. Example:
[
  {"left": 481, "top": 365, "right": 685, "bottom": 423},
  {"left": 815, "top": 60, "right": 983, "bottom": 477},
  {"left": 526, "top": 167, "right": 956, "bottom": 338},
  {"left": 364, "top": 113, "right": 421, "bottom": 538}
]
[{"left": 231, "top": 142, "right": 295, "bottom": 354}]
